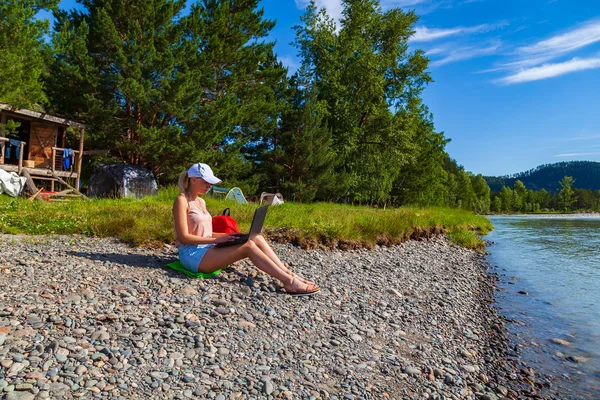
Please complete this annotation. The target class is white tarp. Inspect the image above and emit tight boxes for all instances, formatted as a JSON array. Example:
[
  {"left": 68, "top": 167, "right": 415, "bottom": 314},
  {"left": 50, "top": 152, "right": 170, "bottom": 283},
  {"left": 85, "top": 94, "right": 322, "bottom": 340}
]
[
  {"left": 260, "top": 192, "right": 284, "bottom": 206},
  {"left": 271, "top": 195, "right": 284, "bottom": 206},
  {"left": 0, "top": 169, "right": 26, "bottom": 197}
]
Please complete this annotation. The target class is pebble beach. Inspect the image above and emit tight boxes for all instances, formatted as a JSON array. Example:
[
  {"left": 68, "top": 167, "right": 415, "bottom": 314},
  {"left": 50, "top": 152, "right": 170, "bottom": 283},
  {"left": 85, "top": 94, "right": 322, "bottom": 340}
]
[{"left": 0, "top": 235, "right": 555, "bottom": 399}]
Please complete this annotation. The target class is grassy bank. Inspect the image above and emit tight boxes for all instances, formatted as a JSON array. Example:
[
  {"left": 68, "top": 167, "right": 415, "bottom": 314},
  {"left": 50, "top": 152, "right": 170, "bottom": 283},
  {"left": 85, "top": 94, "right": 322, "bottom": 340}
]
[{"left": 0, "top": 187, "right": 493, "bottom": 250}]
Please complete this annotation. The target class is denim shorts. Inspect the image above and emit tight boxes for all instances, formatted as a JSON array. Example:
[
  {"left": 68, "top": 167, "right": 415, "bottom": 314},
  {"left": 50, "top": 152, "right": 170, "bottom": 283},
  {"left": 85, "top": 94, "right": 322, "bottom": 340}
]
[{"left": 178, "top": 244, "right": 215, "bottom": 272}]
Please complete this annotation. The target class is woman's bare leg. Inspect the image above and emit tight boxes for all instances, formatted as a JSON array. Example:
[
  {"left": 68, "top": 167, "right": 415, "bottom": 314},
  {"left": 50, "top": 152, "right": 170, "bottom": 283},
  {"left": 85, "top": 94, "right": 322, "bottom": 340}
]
[
  {"left": 250, "top": 235, "right": 290, "bottom": 272},
  {"left": 251, "top": 235, "right": 317, "bottom": 287},
  {"left": 197, "top": 241, "right": 315, "bottom": 293}
]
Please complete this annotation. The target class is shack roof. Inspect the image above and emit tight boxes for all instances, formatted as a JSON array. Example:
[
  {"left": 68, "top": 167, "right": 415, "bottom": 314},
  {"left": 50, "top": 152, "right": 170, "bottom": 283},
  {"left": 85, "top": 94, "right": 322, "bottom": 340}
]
[{"left": 0, "top": 103, "right": 85, "bottom": 129}]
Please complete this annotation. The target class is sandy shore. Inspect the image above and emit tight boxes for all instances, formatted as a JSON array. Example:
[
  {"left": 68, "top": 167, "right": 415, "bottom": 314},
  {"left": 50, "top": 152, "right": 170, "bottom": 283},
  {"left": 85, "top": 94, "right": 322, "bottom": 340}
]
[{"left": 0, "top": 235, "right": 555, "bottom": 399}]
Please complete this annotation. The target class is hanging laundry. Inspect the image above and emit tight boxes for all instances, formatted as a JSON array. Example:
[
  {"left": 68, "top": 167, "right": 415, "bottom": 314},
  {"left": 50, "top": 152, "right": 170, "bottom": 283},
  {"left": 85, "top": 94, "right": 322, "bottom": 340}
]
[
  {"left": 62, "top": 148, "right": 74, "bottom": 170},
  {"left": 8, "top": 139, "right": 22, "bottom": 160}
]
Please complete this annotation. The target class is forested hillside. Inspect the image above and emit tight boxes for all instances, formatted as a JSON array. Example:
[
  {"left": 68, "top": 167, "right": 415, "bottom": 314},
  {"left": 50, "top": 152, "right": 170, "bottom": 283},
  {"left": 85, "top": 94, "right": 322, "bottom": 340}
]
[
  {"left": 2, "top": 0, "right": 489, "bottom": 212},
  {"left": 485, "top": 161, "right": 600, "bottom": 193}
]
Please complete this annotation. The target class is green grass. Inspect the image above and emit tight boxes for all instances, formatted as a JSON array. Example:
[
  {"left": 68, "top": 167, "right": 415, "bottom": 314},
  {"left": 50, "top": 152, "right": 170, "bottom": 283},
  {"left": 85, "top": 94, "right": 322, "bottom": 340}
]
[{"left": 0, "top": 186, "right": 493, "bottom": 251}]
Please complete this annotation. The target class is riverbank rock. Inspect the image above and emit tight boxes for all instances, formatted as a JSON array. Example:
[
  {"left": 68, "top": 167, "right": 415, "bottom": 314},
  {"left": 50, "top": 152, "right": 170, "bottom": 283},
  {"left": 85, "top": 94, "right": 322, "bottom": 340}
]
[{"left": 0, "top": 234, "right": 557, "bottom": 399}]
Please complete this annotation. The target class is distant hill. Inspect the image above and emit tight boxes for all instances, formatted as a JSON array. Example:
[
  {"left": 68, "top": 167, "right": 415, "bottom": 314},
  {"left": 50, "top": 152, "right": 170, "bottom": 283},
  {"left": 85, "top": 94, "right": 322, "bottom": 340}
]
[{"left": 484, "top": 161, "right": 600, "bottom": 193}]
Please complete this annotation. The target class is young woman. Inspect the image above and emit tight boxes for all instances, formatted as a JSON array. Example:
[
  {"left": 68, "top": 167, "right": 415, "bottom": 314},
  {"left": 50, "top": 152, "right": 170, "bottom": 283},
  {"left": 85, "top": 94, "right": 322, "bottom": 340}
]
[{"left": 173, "top": 163, "right": 319, "bottom": 296}]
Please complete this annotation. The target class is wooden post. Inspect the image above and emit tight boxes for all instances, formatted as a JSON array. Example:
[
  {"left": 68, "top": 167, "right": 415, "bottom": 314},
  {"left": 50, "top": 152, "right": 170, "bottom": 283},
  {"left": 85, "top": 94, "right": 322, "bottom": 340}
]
[
  {"left": 0, "top": 113, "right": 6, "bottom": 164},
  {"left": 21, "top": 168, "right": 39, "bottom": 196},
  {"left": 51, "top": 171, "right": 88, "bottom": 199},
  {"left": 52, "top": 147, "right": 56, "bottom": 173},
  {"left": 17, "top": 141, "right": 24, "bottom": 174},
  {"left": 75, "top": 127, "right": 84, "bottom": 191},
  {"left": 51, "top": 147, "right": 56, "bottom": 191}
]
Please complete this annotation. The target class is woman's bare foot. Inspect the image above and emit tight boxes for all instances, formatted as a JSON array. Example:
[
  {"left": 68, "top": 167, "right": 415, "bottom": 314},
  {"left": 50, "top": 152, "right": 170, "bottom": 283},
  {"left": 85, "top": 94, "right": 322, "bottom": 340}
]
[
  {"left": 285, "top": 276, "right": 320, "bottom": 297},
  {"left": 292, "top": 273, "right": 319, "bottom": 289},
  {"left": 284, "top": 263, "right": 318, "bottom": 288}
]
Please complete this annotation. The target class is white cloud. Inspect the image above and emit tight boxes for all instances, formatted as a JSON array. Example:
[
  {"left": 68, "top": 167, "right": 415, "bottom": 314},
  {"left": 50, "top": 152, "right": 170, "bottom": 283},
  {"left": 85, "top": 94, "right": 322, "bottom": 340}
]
[
  {"left": 294, "top": 0, "right": 479, "bottom": 21},
  {"left": 381, "top": 0, "right": 429, "bottom": 6},
  {"left": 554, "top": 134, "right": 600, "bottom": 141},
  {"left": 380, "top": 0, "right": 487, "bottom": 14},
  {"left": 413, "top": 26, "right": 468, "bottom": 42},
  {"left": 517, "top": 19, "right": 600, "bottom": 58},
  {"left": 294, "top": 0, "right": 344, "bottom": 22},
  {"left": 492, "top": 21, "right": 600, "bottom": 71},
  {"left": 425, "top": 47, "right": 445, "bottom": 55},
  {"left": 412, "top": 22, "right": 506, "bottom": 42},
  {"left": 279, "top": 56, "right": 300, "bottom": 74},
  {"left": 496, "top": 55, "right": 557, "bottom": 70},
  {"left": 482, "top": 19, "right": 600, "bottom": 84},
  {"left": 430, "top": 41, "right": 501, "bottom": 67},
  {"left": 499, "top": 56, "right": 600, "bottom": 84},
  {"left": 555, "top": 152, "right": 600, "bottom": 157}
]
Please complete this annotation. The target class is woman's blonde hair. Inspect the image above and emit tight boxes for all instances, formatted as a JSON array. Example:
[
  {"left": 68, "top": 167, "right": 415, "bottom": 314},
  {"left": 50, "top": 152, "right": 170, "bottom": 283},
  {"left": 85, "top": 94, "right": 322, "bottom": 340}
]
[{"left": 177, "top": 171, "right": 190, "bottom": 195}]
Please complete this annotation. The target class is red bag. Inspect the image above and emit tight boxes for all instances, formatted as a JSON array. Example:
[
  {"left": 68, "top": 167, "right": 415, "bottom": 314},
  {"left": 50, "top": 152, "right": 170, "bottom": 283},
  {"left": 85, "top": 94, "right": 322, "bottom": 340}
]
[{"left": 212, "top": 208, "right": 240, "bottom": 234}]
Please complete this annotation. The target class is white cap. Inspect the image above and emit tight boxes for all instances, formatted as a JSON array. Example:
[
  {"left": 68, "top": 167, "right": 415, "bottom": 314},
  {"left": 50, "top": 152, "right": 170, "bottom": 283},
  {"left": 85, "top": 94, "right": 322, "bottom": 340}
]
[{"left": 187, "top": 163, "right": 222, "bottom": 185}]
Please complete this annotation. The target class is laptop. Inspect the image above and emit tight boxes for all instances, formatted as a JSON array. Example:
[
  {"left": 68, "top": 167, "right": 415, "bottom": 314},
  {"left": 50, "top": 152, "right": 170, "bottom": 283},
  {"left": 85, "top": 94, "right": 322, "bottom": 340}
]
[{"left": 214, "top": 205, "right": 269, "bottom": 248}]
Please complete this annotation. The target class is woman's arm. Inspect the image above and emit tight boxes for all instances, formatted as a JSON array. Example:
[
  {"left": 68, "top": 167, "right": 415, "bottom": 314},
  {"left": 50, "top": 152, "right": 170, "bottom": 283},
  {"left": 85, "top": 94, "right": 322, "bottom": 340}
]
[
  {"left": 212, "top": 232, "right": 230, "bottom": 238},
  {"left": 173, "top": 195, "right": 215, "bottom": 245}
]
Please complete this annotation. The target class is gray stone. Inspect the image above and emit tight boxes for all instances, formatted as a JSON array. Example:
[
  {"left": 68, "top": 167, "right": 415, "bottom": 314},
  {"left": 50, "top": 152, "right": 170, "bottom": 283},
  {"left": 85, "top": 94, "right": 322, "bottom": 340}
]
[
  {"left": 264, "top": 380, "right": 274, "bottom": 395},
  {"left": 185, "top": 349, "right": 196, "bottom": 359},
  {"left": 217, "top": 348, "right": 230, "bottom": 356},
  {"left": 55, "top": 354, "right": 67, "bottom": 363},
  {"left": 5, "top": 392, "right": 35, "bottom": 400},
  {"left": 150, "top": 372, "right": 169, "bottom": 380},
  {"left": 0, "top": 233, "right": 531, "bottom": 400},
  {"left": 8, "top": 362, "right": 25, "bottom": 375}
]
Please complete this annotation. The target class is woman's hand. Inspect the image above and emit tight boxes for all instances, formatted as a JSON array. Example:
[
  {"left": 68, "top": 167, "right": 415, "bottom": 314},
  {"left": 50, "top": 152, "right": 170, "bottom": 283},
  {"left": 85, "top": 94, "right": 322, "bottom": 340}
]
[{"left": 213, "top": 233, "right": 242, "bottom": 244}]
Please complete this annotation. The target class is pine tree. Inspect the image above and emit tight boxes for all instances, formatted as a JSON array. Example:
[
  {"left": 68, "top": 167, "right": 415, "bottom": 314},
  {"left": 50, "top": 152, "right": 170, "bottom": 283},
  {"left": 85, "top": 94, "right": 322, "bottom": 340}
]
[
  {"left": 392, "top": 105, "right": 449, "bottom": 206},
  {"left": 261, "top": 70, "right": 337, "bottom": 202},
  {"left": 500, "top": 186, "right": 513, "bottom": 212},
  {"left": 455, "top": 170, "right": 476, "bottom": 210},
  {"left": 47, "top": 0, "right": 283, "bottom": 184},
  {"left": 0, "top": 0, "right": 58, "bottom": 107},
  {"left": 491, "top": 196, "right": 502, "bottom": 213},
  {"left": 472, "top": 174, "right": 491, "bottom": 214},
  {"left": 294, "top": 0, "right": 432, "bottom": 203},
  {"left": 558, "top": 176, "right": 577, "bottom": 211},
  {"left": 181, "top": 0, "right": 286, "bottom": 189},
  {"left": 48, "top": 0, "right": 194, "bottom": 177}
]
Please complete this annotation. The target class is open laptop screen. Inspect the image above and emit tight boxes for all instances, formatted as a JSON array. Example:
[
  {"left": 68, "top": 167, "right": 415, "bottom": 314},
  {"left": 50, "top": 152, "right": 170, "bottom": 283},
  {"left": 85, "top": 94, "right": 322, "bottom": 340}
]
[{"left": 249, "top": 205, "right": 269, "bottom": 239}]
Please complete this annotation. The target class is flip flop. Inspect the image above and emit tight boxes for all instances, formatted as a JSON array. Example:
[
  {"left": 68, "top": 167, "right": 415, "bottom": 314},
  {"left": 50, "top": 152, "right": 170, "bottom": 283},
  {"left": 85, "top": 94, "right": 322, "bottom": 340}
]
[{"left": 288, "top": 287, "right": 320, "bottom": 297}]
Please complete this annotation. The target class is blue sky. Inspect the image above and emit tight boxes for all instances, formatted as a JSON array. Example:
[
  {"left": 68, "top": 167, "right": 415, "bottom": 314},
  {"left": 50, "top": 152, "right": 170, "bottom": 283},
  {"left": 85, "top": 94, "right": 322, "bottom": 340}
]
[{"left": 48, "top": 0, "right": 600, "bottom": 176}]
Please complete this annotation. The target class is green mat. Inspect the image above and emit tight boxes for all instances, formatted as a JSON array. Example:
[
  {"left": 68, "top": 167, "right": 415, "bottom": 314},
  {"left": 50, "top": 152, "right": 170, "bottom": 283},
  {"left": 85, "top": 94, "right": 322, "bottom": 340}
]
[{"left": 165, "top": 260, "right": 221, "bottom": 278}]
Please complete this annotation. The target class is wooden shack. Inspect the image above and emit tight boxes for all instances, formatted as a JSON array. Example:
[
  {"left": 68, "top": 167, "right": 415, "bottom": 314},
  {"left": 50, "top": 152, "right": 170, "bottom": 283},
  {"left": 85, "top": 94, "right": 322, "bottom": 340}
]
[{"left": 0, "top": 104, "right": 85, "bottom": 193}]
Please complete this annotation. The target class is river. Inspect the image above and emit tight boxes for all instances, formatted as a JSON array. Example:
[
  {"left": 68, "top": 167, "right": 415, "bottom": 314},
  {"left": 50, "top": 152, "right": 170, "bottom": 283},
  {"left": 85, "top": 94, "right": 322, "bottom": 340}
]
[{"left": 486, "top": 215, "right": 600, "bottom": 399}]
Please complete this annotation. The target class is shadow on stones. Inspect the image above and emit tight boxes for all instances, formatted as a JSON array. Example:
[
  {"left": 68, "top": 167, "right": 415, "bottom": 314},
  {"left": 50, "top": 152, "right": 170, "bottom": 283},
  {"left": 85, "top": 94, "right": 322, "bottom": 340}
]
[{"left": 65, "top": 250, "right": 254, "bottom": 286}]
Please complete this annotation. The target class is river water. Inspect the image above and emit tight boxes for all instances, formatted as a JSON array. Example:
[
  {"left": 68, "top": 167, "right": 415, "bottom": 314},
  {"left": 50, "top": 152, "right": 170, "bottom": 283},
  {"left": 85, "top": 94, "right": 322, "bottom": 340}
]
[{"left": 486, "top": 216, "right": 600, "bottom": 399}]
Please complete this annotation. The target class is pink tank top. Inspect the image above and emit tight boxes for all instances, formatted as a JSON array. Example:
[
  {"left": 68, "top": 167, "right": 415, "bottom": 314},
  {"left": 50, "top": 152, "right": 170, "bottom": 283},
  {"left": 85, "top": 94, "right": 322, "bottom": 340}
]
[{"left": 176, "top": 195, "right": 212, "bottom": 246}]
